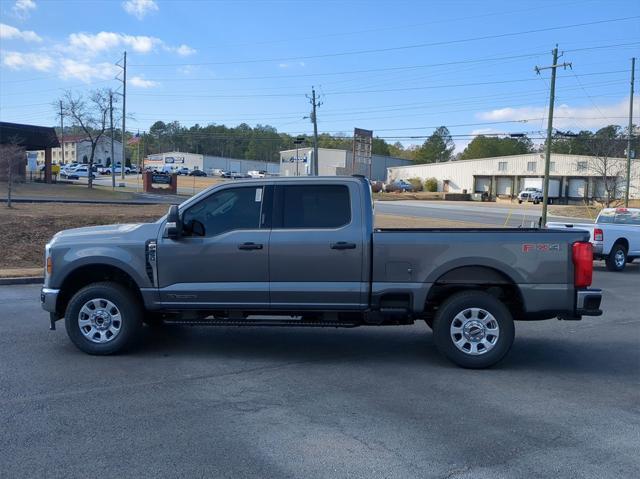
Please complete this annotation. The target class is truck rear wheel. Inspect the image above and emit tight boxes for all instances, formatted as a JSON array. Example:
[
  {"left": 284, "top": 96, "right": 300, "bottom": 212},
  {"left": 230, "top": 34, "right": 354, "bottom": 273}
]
[
  {"left": 605, "top": 243, "right": 627, "bottom": 271},
  {"left": 65, "top": 282, "right": 143, "bottom": 355},
  {"left": 432, "top": 291, "right": 514, "bottom": 369}
]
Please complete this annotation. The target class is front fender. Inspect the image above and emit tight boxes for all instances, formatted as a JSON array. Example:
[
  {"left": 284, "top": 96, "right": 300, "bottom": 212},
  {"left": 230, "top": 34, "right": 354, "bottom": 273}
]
[{"left": 51, "top": 247, "right": 151, "bottom": 289}]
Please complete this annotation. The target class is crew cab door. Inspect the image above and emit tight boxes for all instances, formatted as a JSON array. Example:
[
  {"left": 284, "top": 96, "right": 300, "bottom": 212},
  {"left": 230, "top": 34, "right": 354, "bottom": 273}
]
[
  {"left": 156, "top": 185, "right": 270, "bottom": 308},
  {"left": 268, "top": 182, "right": 366, "bottom": 310}
]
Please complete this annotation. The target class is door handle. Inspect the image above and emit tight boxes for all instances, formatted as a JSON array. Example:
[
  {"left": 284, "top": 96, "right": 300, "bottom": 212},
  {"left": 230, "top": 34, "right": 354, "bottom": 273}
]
[
  {"left": 238, "top": 242, "right": 263, "bottom": 250},
  {"left": 330, "top": 241, "right": 357, "bottom": 250}
]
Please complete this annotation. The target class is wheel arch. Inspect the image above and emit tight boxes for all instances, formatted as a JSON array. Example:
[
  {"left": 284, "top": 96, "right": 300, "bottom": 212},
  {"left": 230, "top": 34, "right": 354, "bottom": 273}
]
[
  {"left": 424, "top": 264, "right": 525, "bottom": 319},
  {"left": 56, "top": 263, "right": 143, "bottom": 317}
]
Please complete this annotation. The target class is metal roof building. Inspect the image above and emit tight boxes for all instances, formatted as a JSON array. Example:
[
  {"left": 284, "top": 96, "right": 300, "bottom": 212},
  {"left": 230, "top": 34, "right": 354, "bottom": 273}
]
[{"left": 387, "top": 153, "right": 640, "bottom": 202}]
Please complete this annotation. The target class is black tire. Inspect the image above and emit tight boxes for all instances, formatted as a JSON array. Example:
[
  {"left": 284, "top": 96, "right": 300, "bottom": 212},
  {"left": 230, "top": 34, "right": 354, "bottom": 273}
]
[
  {"left": 432, "top": 291, "right": 515, "bottom": 369},
  {"left": 605, "top": 243, "right": 627, "bottom": 272},
  {"left": 425, "top": 317, "right": 434, "bottom": 329},
  {"left": 518, "top": 200, "right": 522, "bottom": 204},
  {"left": 65, "top": 282, "right": 143, "bottom": 355}
]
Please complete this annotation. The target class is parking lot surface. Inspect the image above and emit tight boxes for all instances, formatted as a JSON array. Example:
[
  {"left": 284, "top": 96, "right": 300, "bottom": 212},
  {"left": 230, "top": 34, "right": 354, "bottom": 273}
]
[{"left": 0, "top": 264, "right": 638, "bottom": 478}]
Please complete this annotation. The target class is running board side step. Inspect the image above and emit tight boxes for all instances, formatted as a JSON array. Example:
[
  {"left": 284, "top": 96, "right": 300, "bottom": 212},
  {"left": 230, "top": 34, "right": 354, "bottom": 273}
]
[{"left": 164, "top": 319, "right": 360, "bottom": 328}]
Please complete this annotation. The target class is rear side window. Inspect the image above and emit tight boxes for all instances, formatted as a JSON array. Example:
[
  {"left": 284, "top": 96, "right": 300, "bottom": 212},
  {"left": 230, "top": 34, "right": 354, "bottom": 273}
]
[
  {"left": 614, "top": 211, "right": 640, "bottom": 225},
  {"left": 276, "top": 185, "right": 351, "bottom": 229}
]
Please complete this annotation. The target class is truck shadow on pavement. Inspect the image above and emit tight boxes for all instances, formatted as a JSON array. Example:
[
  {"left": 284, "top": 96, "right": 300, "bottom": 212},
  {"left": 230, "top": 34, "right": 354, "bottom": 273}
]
[{"left": 134, "top": 324, "right": 637, "bottom": 376}]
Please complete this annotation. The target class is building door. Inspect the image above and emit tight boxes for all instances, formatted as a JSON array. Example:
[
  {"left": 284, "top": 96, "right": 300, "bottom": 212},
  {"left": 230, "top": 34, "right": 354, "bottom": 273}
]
[
  {"left": 474, "top": 177, "right": 491, "bottom": 193},
  {"left": 496, "top": 177, "right": 512, "bottom": 196},
  {"left": 568, "top": 179, "right": 586, "bottom": 198}
]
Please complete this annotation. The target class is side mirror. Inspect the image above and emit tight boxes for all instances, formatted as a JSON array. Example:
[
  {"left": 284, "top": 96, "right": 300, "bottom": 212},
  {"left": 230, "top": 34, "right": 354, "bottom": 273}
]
[{"left": 164, "top": 205, "right": 182, "bottom": 239}]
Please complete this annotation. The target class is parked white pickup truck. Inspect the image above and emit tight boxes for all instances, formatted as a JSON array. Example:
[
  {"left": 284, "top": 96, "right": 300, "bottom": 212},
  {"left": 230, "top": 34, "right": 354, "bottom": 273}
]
[{"left": 548, "top": 207, "right": 640, "bottom": 271}]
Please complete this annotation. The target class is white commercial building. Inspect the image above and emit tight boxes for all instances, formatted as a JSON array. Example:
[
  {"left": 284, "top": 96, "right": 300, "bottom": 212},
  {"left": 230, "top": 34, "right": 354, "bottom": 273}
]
[
  {"left": 387, "top": 153, "right": 640, "bottom": 202},
  {"left": 145, "top": 151, "right": 204, "bottom": 171},
  {"left": 35, "top": 135, "right": 123, "bottom": 166},
  {"left": 279, "top": 147, "right": 412, "bottom": 182}
]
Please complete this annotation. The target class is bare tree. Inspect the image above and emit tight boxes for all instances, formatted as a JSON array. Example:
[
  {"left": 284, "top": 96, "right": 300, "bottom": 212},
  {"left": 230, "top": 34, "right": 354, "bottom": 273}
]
[
  {"left": 0, "top": 135, "right": 25, "bottom": 208},
  {"left": 585, "top": 126, "right": 626, "bottom": 207},
  {"left": 58, "top": 90, "right": 111, "bottom": 188}
]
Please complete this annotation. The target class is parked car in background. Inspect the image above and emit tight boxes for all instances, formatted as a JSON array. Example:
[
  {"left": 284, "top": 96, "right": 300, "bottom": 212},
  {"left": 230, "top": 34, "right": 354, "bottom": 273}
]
[
  {"left": 247, "top": 170, "right": 266, "bottom": 178},
  {"left": 102, "top": 165, "right": 131, "bottom": 175},
  {"left": 548, "top": 207, "right": 640, "bottom": 271},
  {"left": 66, "top": 165, "right": 96, "bottom": 179},
  {"left": 176, "top": 167, "right": 190, "bottom": 175},
  {"left": 189, "top": 169, "right": 207, "bottom": 177},
  {"left": 211, "top": 169, "right": 224, "bottom": 176},
  {"left": 386, "top": 179, "right": 413, "bottom": 192},
  {"left": 518, "top": 187, "right": 543, "bottom": 204},
  {"left": 220, "top": 171, "right": 232, "bottom": 178}
]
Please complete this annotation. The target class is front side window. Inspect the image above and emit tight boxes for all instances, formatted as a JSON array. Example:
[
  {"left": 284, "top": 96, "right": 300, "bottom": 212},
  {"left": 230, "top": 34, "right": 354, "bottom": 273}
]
[
  {"left": 182, "top": 186, "right": 262, "bottom": 237},
  {"left": 277, "top": 185, "right": 350, "bottom": 229}
]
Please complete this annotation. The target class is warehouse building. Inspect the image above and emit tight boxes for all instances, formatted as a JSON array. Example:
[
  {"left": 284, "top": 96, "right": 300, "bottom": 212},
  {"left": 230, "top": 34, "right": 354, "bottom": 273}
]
[
  {"left": 279, "top": 147, "right": 412, "bottom": 182},
  {"left": 145, "top": 151, "right": 204, "bottom": 171},
  {"left": 387, "top": 153, "right": 640, "bottom": 202},
  {"left": 144, "top": 151, "right": 279, "bottom": 174},
  {"left": 203, "top": 155, "right": 279, "bottom": 175}
]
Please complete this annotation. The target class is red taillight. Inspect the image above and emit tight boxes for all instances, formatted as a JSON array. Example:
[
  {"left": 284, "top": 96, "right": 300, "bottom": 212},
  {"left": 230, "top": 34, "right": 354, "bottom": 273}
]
[
  {"left": 593, "top": 228, "right": 603, "bottom": 242},
  {"left": 572, "top": 242, "right": 593, "bottom": 288}
]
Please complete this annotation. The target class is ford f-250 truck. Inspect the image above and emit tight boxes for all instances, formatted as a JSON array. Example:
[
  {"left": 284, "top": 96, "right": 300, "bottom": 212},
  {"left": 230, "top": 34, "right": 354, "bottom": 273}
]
[{"left": 41, "top": 176, "right": 602, "bottom": 368}]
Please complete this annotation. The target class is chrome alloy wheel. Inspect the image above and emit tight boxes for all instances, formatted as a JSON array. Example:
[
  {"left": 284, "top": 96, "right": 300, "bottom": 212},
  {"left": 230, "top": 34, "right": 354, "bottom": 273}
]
[
  {"left": 450, "top": 308, "right": 500, "bottom": 356},
  {"left": 614, "top": 249, "right": 626, "bottom": 268},
  {"left": 78, "top": 298, "right": 122, "bottom": 344}
]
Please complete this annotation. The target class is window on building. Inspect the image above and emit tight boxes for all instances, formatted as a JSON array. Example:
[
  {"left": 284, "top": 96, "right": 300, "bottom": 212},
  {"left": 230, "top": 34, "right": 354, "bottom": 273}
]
[
  {"left": 527, "top": 161, "right": 536, "bottom": 172},
  {"left": 576, "top": 161, "right": 587, "bottom": 172},
  {"left": 498, "top": 161, "right": 507, "bottom": 171},
  {"left": 550, "top": 161, "right": 556, "bottom": 172}
]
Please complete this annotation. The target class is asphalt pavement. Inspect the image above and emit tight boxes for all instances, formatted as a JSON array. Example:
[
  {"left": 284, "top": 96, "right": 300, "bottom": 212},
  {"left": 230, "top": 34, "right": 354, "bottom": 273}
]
[
  {"left": 376, "top": 201, "right": 593, "bottom": 227},
  {"left": 0, "top": 264, "right": 637, "bottom": 479}
]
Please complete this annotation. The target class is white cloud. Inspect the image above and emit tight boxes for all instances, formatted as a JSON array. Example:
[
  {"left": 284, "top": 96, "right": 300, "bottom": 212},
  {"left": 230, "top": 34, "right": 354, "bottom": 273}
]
[
  {"left": 12, "top": 0, "right": 36, "bottom": 18},
  {"left": 122, "top": 0, "right": 158, "bottom": 20},
  {"left": 477, "top": 98, "right": 639, "bottom": 130},
  {"left": 68, "top": 31, "right": 161, "bottom": 55},
  {"left": 175, "top": 44, "right": 196, "bottom": 56},
  {"left": 59, "top": 59, "right": 120, "bottom": 83},
  {"left": 0, "top": 23, "right": 41, "bottom": 42},
  {"left": 2, "top": 51, "right": 52, "bottom": 71},
  {"left": 278, "top": 63, "right": 289, "bottom": 68},
  {"left": 130, "top": 75, "right": 159, "bottom": 88}
]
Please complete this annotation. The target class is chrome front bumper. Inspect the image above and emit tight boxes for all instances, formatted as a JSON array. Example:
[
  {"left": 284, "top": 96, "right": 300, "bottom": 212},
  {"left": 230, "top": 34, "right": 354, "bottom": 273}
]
[{"left": 40, "top": 287, "right": 59, "bottom": 314}]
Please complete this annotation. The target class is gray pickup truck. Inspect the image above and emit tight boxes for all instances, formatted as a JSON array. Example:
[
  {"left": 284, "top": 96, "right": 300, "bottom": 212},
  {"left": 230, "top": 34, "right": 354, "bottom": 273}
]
[{"left": 41, "top": 176, "right": 602, "bottom": 368}]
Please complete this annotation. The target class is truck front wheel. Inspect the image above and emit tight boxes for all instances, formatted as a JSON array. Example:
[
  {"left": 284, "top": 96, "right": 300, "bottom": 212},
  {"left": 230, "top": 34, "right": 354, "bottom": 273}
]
[
  {"left": 432, "top": 291, "right": 515, "bottom": 369},
  {"left": 65, "top": 282, "right": 143, "bottom": 355}
]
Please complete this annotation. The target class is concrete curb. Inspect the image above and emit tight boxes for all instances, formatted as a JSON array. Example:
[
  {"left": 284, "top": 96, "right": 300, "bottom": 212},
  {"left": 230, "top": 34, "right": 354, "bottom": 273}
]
[{"left": 0, "top": 277, "right": 44, "bottom": 286}]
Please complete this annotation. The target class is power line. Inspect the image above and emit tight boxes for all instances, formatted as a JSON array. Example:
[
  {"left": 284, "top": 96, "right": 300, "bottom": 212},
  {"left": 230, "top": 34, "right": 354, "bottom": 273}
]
[{"left": 130, "top": 16, "right": 640, "bottom": 67}]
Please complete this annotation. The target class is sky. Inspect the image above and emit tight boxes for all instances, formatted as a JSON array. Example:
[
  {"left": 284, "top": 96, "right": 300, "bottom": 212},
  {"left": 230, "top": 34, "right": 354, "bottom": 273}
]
[{"left": 0, "top": 0, "right": 639, "bottom": 152}]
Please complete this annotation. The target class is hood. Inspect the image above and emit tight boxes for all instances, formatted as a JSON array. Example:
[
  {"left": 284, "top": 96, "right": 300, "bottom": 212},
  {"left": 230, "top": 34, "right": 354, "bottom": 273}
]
[{"left": 50, "top": 222, "right": 162, "bottom": 245}]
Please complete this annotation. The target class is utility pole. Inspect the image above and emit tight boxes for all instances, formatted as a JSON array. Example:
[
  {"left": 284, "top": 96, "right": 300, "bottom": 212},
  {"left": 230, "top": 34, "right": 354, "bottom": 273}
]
[
  {"left": 624, "top": 57, "right": 635, "bottom": 208},
  {"left": 307, "top": 87, "right": 321, "bottom": 175},
  {"left": 121, "top": 51, "right": 127, "bottom": 182},
  {"left": 59, "top": 100, "right": 64, "bottom": 166},
  {"left": 535, "top": 46, "right": 571, "bottom": 226},
  {"left": 109, "top": 92, "right": 115, "bottom": 189}
]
